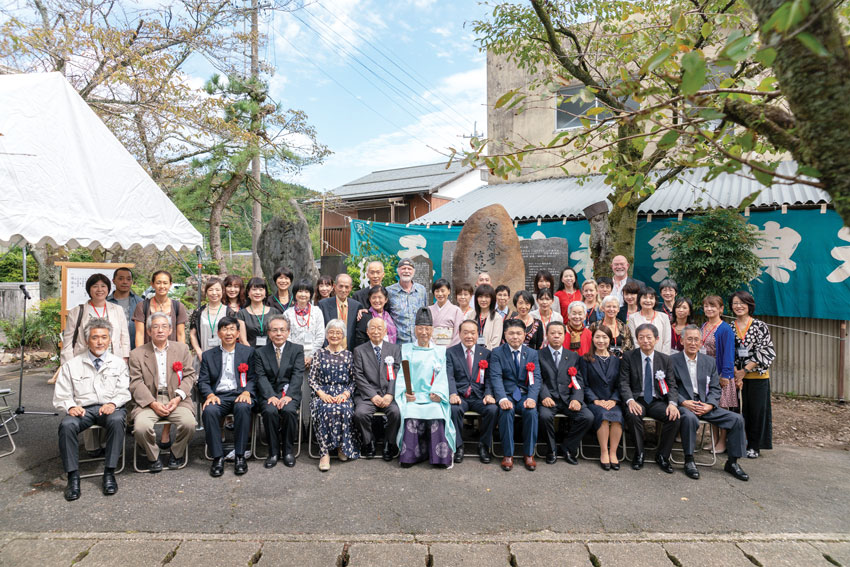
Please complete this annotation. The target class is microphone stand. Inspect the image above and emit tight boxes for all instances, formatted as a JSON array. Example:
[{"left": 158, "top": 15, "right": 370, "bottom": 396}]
[{"left": 14, "top": 245, "right": 57, "bottom": 417}]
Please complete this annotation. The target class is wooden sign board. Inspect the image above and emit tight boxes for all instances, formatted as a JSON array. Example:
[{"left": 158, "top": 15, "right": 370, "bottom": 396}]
[{"left": 55, "top": 262, "right": 134, "bottom": 330}]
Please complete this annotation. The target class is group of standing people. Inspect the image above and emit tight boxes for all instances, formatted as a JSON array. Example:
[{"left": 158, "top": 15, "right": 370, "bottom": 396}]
[{"left": 52, "top": 254, "right": 775, "bottom": 501}]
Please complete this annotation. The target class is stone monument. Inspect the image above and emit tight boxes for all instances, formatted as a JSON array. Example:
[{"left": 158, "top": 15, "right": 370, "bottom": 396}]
[
  {"left": 451, "top": 204, "right": 525, "bottom": 298},
  {"left": 258, "top": 214, "right": 319, "bottom": 286},
  {"left": 409, "top": 255, "right": 434, "bottom": 303},
  {"left": 520, "top": 237, "right": 569, "bottom": 290}
]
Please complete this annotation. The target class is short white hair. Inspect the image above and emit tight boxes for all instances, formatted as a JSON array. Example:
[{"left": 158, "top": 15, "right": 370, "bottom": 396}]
[
  {"left": 568, "top": 300, "right": 588, "bottom": 316},
  {"left": 600, "top": 295, "right": 620, "bottom": 309},
  {"left": 146, "top": 311, "right": 172, "bottom": 328},
  {"left": 325, "top": 318, "right": 347, "bottom": 338},
  {"left": 83, "top": 318, "right": 113, "bottom": 341}
]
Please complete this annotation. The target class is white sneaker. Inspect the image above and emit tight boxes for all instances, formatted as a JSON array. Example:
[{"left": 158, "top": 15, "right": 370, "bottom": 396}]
[{"left": 746, "top": 449, "right": 759, "bottom": 459}]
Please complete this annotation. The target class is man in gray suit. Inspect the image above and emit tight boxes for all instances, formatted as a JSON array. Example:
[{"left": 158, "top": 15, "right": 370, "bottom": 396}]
[
  {"left": 352, "top": 317, "right": 402, "bottom": 461},
  {"left": 672, "top": 325, "right": 749, "bottom": 481}
]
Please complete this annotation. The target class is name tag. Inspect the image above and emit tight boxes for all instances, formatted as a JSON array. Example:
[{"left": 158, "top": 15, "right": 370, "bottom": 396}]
[
  {"left": 737, "top": 347, "right": 750, "bottom": 358},
  {"left": 432, "top": 326, "right": 452, "bottom": 346},
  {"left": 476, "top": 336, "right": 486, "bottom": 345},
  {"left": 207, "top": 338, "right": 221, "bottom": 348},
  {"left": 256, "top": 336, "right": 268, "bottom": 346},
  {"left": 699, "top": 347, "right": 707, "bottom": 355}
]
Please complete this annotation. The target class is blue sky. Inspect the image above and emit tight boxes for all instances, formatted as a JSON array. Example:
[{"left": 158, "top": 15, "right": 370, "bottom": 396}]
[{"left": 264, "top": 0, "right": 491, "bottom": 192}]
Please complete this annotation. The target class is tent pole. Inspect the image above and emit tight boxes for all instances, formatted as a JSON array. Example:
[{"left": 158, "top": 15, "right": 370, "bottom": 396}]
[{"left": 166, "top": 248, "right": 195, "bottom": 279}]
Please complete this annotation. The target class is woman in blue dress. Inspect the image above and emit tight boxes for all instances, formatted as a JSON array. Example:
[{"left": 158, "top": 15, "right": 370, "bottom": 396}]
[
  {"left": 579, "top": 324, "right": 624, "bottom": 471},
  {"left": 309, "top": 319, "right": 359, "bottom": 472}
]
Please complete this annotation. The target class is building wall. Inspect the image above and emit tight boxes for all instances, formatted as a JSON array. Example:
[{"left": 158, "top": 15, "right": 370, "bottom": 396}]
[{"left": 434, "top": 169, "right": 487, "bottom": 200}]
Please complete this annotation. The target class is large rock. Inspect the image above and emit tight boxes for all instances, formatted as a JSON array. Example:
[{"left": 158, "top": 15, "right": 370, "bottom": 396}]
[
  {"left": 451, "top": 204, "right": 525, "bottom": 296},
  {"left": 258, "top": 215, "right": 319, "bottom": 285}
]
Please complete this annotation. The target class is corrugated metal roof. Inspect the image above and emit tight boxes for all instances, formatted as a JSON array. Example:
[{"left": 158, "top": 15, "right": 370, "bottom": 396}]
[
  {"left": 410, "top": 162, "right": 830, "bottom": 225},
  {"left": 329, "top": 161, "right": 472, "bottom": 200}
]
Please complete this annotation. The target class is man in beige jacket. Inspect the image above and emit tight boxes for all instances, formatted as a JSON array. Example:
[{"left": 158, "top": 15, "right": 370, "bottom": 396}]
[{"left": 129, "top": 312, "right": 197, "bottom": 472}]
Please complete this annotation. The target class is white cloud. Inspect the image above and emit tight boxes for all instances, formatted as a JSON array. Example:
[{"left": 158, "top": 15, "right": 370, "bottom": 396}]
[
  {"left": 431, "top": 26, "right": 452, "bottom": 38},
  {"left": 294, "top": 64, "right": 487, "bottom": 192}
]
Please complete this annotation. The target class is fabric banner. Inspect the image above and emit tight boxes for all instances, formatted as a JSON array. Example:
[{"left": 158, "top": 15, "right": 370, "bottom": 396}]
[{"left": 350, "top": 208, "right": 850, "bottom": 320}]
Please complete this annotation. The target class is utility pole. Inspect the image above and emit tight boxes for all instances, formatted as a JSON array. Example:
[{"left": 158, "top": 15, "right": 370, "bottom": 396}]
[{"left": 250, "top": 0, "right": 263, "bottom": 276}]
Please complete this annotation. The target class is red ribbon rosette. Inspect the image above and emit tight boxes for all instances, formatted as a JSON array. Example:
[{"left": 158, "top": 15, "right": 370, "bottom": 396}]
[
  {"left": 476, "top": 360, "right": 488, "bottom": 384},
  {"left": 172, "top": 361, "right": 183, "bottom": 386},
  {"left": 525, "top": 362, "right": 535, "bottom": 385},
  {"left": 567, "top": 366, "right": 581, "bottom": 390},
  {"left": 238, "top": 363, "right": 249, "bottom": 388}
]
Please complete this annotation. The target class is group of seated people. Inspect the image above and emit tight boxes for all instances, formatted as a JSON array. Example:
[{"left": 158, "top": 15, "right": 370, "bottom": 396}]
[{"left": 54, "top": 255, "right": 776, "bottom": 501}]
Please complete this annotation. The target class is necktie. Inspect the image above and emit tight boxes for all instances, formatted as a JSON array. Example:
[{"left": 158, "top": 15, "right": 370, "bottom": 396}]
[
  {"left": 466, "top": 348, "right": 473, "bottom": 376},
  {"left": 275, "top": 347, "right": 281, "bottom": 365},
  {"left": 94, "top": 358, "right": 102, "bottom": 371},
  {"left": 643, "top": 355, "right": 654, "bottom": 404},
  {"left": 374, "top": 345, "right": 382, "bottom": 366},
  {"left": 513, "top": 350, "right": 520, "bottom": 378},
  {"left": 339, "top": 302, "right": 348, "bottom": 349},
  {"left": 553, "top": 350, "right": 560, "bottom": 369}
]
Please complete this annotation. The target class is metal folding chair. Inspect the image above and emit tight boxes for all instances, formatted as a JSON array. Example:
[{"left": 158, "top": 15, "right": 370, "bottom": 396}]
[
  {"left": 78, "top": 424, "right": 126, "bottom": 479},
  {"left": 251, "top": 407, "right": 302, "bottom": 459},
  {"left": 132, "top": 419, "right": 189, "bottom": 472}
]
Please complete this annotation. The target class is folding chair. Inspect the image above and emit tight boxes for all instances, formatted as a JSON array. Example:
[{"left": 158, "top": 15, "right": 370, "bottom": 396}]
[
  {"left": 251, "top": 407, "right": 302, "bottom": 459},
  {"left": 78, "top": 424, "right": 125, "bottom": 479},
  {"left": 133, "top": 419, "right": 189, "bottom": 472}
]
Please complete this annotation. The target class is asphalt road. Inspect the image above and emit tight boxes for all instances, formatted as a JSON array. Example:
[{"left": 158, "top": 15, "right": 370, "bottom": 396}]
[{"left": 0, "top": 368, "right": 848, "bottom": 537}]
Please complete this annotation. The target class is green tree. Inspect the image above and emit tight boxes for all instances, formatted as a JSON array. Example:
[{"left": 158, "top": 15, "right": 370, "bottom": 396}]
[
  {"left": 662, "top": 209, "right": 763, "bottom": 303},
  {"left": 457, "top": 0, "right": 848, "bottom": 275}
]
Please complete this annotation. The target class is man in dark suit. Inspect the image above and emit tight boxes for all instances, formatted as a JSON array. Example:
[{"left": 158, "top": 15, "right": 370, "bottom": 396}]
[
  {"left": 490, "top": 318, "right": 542, "bottom": 472},
  {"left": 672, "top": 325, "right": 749, "bottom": 481},
  {"left": 619, "top": 322, "right": 680, "bottom": 473},
  {"left": 352, "top": 261, "right": 385, "bottom": 306},
  {"left": 352, "top": 317, "right": 403, "bottom": 460},
  {"left": 318, "top": 273, "right": 362, "bottom": 351},
  {"left": 199, "top": 316, "right": 255, "bottom": 477},
  {"left": 254, "top": 315, "right": 305, "bottom": 468},
  {"left": 446, "top": 320, "right": 498, "bottom": 464},
  {"left": 538, "top": 322, "right": 594, "bottom": 465}
]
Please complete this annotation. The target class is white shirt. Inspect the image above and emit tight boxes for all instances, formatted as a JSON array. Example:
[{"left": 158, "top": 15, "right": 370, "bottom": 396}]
[
  {"left": 218, "top": 346, "right": 237, "bottom": 392},
  {"left": 548, "top": 346, "right": 563, "bottom": 365},
  {"left": 685, "top": 353, "right": 699, "bottom": 399},
  {"left": 612, "top": 277, "right": 627, "bottom": 304},
  {"left": 154, "top": 342, "right": 169, "bottom": 390}
]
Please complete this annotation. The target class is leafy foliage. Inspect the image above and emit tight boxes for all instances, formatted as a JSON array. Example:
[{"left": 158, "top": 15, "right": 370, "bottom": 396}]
[
  {"left": 345, "top": 228, "right": 399, "bottom": 290},
  {"left": 662, "top": 209, "right": 763, "bottom": 305},
  {"left": 0, "top": 298, "right": 62, "bottom": 360},
  {"left": 0, "top": 247, "right": 39, "bottom": 282}
]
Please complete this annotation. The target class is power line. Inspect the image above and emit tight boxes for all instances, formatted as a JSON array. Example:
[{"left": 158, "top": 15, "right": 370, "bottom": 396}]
[
  {"left": 315, "top": 1, "right": 474, "bottom": 129},
  {"left": 276, "top": 33, "right": 450, "bottom": 160},
  {"left": 301, "top": 5, "right": 471, "bottom": 134}
]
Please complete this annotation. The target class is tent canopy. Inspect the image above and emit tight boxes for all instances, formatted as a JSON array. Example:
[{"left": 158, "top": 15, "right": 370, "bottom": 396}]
[{"left": 0, "top": 72, "right": 202, "bottom": 252}]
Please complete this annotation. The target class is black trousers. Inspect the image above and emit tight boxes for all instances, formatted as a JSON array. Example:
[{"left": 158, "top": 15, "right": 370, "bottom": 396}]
[
  {"left": 625, "top": 399, "right": 680, "bottom": 458},
  {"left": 353, "top": 399, "right": 400, "bottom": 448},
  {"left": 260, "top": 399, "right": 299, "bottom": 456},
  {"left": 449, "top": 397, "right": 498, "bottom": 447},
  {"left": 58, "top": 405, "right": 125, "bottom": 473},
  {"left": 202, "top": 393, "right": 252, "bottom": 458},
  {"left": 680, "top": 405, "right": 746, "bottom": 458},
  {"left": 538, "top": 400, "right": 594, "bottom": 456},
  {"left": 742, "top": 378, "right": 772, "bottom": 451}
]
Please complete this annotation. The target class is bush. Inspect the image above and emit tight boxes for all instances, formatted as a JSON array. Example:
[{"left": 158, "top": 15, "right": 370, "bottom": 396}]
[
  {"left": 0, "top": 247, "right": 39, "bottom": 282},
  {"left": 0, "top": 298, "right": 62, "bottom": 360},
  {"left": 662, "top": 208, "right": 763, "bottom": 306}
]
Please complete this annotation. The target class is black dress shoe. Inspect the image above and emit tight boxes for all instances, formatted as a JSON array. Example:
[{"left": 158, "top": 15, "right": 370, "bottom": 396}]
[
  {"left": 282, "top": 453, "right": 296, "bottom": 467},
  {"left": 382, "top": 443, "right": 399, "bottom": 462},
  {"left": 102, "top": 470, "right": 118, "bottom": 495},
  {"left": 611, "top": 461, "right": 620, "bottom": 471},
  {"left": 684, "top": 460, "right": 700, "bottom": 479},
  {"left": 64, "top": 471, "right": 81, "bottom": 501},
  {"left": 453, "top": 446, "right": 464, "bottom": 464},
  {"left": 478, "top": 444, "right": 492, "bottom": 464},
  {"left": 210, "top": 457, "right": 224, "bottom": 477},
  {"left": 600, "top": 461, "right": 611, "bottom": 471},
  {"left": 725, "top": 460, "right": 749, "bottom": 481},
  {"left": 87, "top": 448, "right": 106, "bottom": 458},
  {"left": 264, "top": 454, "right": 278, "bottom": 469},
  {"left": 362, "top": 442, "right": 376, "bottom": 459},
  {"left": 564, "top": 451, "right": 579, "bottom": 465},
  {"left": 234, "top": 455, "right": 248, "bottom": 475},
  {"left": 149, "top": 456, "right": 163, "bottom": 473},
  {"left": 167, "top": 452, "right": 181, "bottom": 470},
  {"left": 631, "top": 452, "right": 644, "bottom": 470},
  {"left": 545, "top": 452, "right": 557, "bottom": 465},
  {"left": 655, "top": 454, "right": 674, "bottom": 474}
]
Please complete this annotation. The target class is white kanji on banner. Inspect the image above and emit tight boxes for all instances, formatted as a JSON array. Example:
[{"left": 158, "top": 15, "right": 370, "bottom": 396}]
[
  {"left": 571, "top": 232, "right": 593, "bottom": 279},
  {"left": 827, "top": 227, "right": 850, "bottom": 283},
  {"left": 752, "top": 221, "right": 801, "bottom": 284},
  {"left": 647, "top": 231, "right": 672, "bottom": 283}
]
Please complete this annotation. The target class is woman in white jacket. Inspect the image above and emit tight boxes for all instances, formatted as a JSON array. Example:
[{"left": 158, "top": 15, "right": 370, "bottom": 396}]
[{"left": 61, "top": 273, "right": 130, "bottom": 365}]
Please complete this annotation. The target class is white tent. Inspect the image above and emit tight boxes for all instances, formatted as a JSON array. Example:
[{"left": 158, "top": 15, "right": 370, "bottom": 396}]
[{"left": 0, "top": 72, "right": 202, "bottom": 252}]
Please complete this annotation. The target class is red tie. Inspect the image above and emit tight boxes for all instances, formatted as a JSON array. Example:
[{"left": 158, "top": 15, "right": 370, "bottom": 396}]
[{"left": 466, "top": 348, "right": 474, "bottom": 376}]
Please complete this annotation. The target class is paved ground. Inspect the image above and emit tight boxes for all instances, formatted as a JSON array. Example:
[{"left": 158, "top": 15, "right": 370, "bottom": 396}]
[{"left": 0, "top": 368, "right": 848, "bottom": 565}]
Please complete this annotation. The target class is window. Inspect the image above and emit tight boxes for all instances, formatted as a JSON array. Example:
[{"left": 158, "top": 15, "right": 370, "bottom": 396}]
[{"left": 555, "top": 86, "right": 612, "bottom": 131}]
